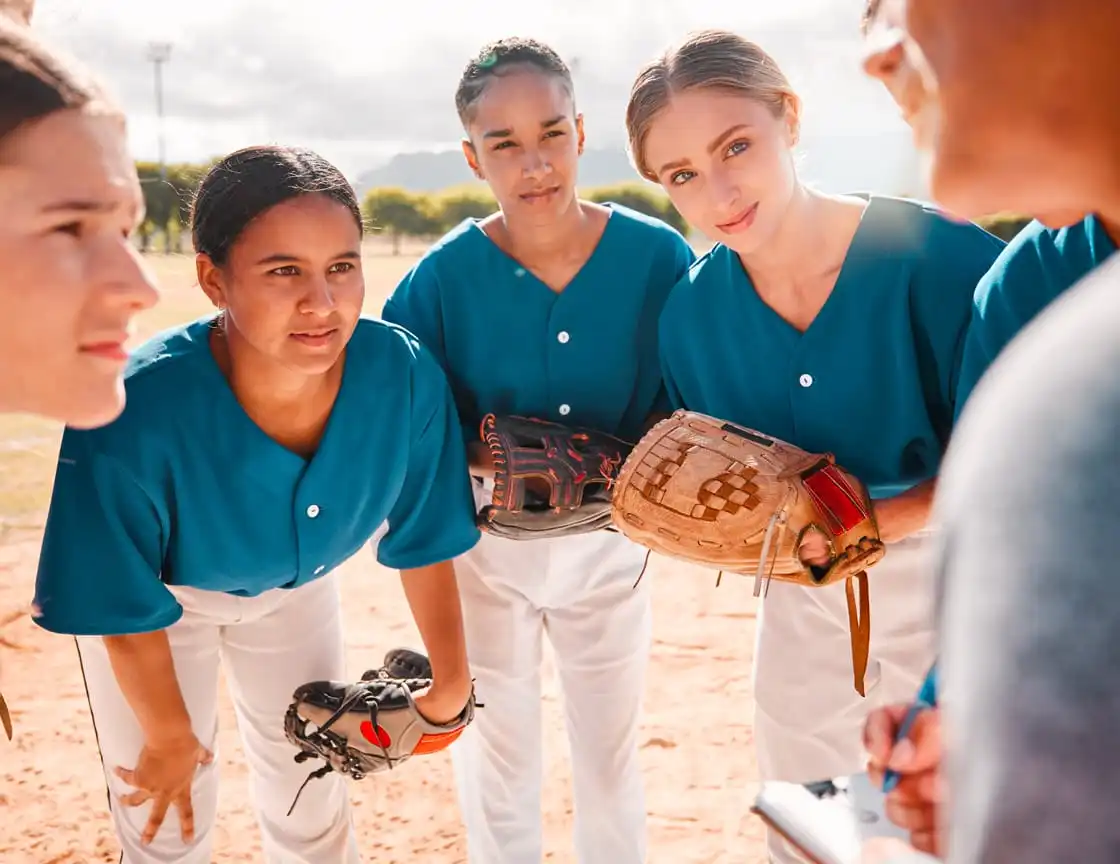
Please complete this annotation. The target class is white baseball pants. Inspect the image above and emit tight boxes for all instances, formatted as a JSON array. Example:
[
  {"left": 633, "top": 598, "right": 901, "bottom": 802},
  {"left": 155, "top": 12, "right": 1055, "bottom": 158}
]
[
  {"left": 451, "top": 490, "right": 653, "bottom": 864},
  {"left": 75, "top": 572, "right": 362, "bottom": 864},
  {"left": 753, "top": 532, "right": 939, "bottom": 864}
]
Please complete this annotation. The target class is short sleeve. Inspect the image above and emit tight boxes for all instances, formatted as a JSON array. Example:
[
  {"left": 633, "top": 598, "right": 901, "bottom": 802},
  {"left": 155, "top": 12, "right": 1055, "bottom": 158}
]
[
  {"left": 376, "top": 348, "right": 481, "bottom": 570},
  {"left": 33, "top": 430, "right": 179, "bottom": 636},
  {"left": 381, "top": 260, "right": 447, "bottom": 367},
  {"left": 910, "top": 220, "right": 1005, "bottom": 443},
  {"left": 953, "top": 218, "right": 1113, "bottom": 422},
  {"left": 953, "top": 247, "right": 1039, "bottom": 421}
]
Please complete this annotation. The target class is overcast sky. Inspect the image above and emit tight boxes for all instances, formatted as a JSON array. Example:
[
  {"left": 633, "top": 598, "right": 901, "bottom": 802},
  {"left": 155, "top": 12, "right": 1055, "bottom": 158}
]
[{"left": 31, "top": 0, "right": 917, "bottom": 189}]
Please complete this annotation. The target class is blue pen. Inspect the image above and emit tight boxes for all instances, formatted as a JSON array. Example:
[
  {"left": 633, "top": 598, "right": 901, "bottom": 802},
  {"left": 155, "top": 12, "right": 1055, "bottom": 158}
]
[{"left": 881, "top": 662, "right": 938, "bottom": 794}]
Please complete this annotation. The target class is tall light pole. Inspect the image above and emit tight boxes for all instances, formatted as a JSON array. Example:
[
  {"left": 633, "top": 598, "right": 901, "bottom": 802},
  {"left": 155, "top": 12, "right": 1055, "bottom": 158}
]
[{"left": 146, "top": 42, "right": 172, "bottom": 181}]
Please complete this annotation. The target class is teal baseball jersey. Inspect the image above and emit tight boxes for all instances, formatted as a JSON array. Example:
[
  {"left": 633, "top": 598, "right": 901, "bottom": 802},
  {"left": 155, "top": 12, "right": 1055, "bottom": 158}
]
[
  {"left": 381, "top": 203, "right": 695, "bottom": 444},
  {"left": 659, "top": 195, "right": 1006, "bottom": 498},
  {"left": 33, "top": 315, "right": 480, "bottom": 636},
  {"left": 955, "top": 214, "right": 1116, "bottom": 419}
]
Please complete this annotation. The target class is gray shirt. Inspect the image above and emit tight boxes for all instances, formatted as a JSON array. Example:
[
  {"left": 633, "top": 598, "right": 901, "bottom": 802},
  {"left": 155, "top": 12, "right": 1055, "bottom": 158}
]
[{"left": 890, "top": 249, "right": 1120, "bottom": 863}]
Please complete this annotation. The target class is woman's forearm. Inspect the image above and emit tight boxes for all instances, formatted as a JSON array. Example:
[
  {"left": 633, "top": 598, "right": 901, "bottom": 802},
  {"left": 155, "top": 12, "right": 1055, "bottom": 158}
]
[
  {"left": 103, "top": 630, "right": 194, "bottom": 745},
  {"left": 872, "top": 478, "right": 937, "bottom": 544},
  {"left": 399, "top": 561, "right": 471, "bottom": 689}
]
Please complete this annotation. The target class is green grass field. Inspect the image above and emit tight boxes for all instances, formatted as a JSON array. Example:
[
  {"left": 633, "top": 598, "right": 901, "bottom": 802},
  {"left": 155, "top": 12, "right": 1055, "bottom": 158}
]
[{"left": 0, "top": 240, "right": 423, "bottom": 541}]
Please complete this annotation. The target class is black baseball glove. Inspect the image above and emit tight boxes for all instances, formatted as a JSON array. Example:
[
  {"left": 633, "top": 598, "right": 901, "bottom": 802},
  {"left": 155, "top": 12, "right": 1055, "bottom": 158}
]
[{"left": 477, "top": 413, "right": 631, "bottom": 540}]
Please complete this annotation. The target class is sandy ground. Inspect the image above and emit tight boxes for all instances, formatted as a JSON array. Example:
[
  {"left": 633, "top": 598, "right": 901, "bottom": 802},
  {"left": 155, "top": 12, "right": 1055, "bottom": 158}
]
[{"left": 0, "top": 532, "right": 769, "bottom": 863}]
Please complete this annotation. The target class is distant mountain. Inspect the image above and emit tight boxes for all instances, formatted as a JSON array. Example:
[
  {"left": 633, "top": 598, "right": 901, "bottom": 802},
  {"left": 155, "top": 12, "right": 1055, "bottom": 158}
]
[
  {"left": 354, "top": 129, "right": 921, "bottom": 198},
  {"left": 353, "top": 147, "right": 641, "bottom": 196}
]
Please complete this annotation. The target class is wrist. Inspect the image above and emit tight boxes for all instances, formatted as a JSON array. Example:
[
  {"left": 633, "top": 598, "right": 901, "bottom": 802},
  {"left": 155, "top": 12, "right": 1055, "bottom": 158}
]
[
  {"left": 144, "top": 730, "right": 197, "bottom": 748},
  {"left": 143, "top": 717, "right": 196, "bottom": 748},
  {"left": 872, "top": 497, "right": 915, "bottom": 544},
  {"left": 433, "top": 665, "right": 472, "bottom": 691}
]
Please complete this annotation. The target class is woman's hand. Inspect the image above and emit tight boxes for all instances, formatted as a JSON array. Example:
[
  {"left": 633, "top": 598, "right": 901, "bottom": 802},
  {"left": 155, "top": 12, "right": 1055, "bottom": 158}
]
[
  {"left": 413, "top": 677, "right": 474, "bottom": 725},
  {"left": 864, "top": 703, "right": 944, "bottom": 856},
  {"left": 798, "top": 527, "right": 832, "bottom": 567},
  {"left": 115, "top": 733, "right": 213, "bottom": 845}
]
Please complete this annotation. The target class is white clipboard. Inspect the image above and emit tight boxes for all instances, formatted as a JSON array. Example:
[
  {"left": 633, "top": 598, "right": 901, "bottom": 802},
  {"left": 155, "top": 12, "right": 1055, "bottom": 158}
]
[{"left": 750, "top": 773, "right": 916, "bottom": 864}]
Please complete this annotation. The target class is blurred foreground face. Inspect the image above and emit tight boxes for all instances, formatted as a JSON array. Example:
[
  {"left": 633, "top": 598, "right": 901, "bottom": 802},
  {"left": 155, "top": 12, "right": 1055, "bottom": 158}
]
[
  {"left": 0, "top": 108, "right": 158, "bottom": 427},
  {"left": 882, "top": 0, "right": 1120, "bottom": 222},
  {"left": 0, "top": 0, "right": 33, "bottom": 24}
]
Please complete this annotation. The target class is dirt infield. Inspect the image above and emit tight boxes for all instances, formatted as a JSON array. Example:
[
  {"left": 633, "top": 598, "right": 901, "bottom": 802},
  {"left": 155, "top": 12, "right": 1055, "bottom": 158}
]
[{"left": 0, "top": 538, "right": 767, "bottom": 863}]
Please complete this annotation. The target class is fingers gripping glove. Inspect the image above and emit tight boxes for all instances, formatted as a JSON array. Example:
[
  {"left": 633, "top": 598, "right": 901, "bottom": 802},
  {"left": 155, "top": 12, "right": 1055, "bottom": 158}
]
[
  {"left": 610, "top": 410, "right": 886, "bottom": 695},
  {"left": 283, "top": 648, "right": 475, "bottom": 814},
  {"left": 477, "top": 413, "right": 631, "bottom": 539}
]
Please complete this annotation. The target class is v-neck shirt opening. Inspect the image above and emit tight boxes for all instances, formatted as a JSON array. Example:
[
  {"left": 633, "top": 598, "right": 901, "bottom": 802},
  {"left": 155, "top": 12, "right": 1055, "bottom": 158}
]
[{"left": 469, "top": 204, "right": 618, "bottom": 298}]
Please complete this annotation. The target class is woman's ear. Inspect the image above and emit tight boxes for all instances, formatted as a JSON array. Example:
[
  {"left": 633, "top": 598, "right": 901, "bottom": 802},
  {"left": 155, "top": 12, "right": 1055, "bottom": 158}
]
[
  {"left": 461, "top": 138, "right": 484, "bottom": 180},
  {"left": 195, "top": 253, "right": 226, "bottom": 311},
  {"left": 784, "top": 94, "right": 803, "bottom": 148}
]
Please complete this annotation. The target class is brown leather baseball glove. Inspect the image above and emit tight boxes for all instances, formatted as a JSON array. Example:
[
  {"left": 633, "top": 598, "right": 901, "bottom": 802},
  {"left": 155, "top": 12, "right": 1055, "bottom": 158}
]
[{"left": 610, "top": 410, "right": 886, "bottom": 695}]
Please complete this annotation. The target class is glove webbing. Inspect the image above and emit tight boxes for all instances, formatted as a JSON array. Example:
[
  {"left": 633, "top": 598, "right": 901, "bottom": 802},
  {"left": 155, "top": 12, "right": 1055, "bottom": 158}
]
[
  {"left": 285, "top": 683, "right": 395, "bottom": 817},
  {"left": 483, "top": 416, "right": 622, "bottom": 511},
  {"left": 744, "top": 506, "right": 871, "bottom": 698}
]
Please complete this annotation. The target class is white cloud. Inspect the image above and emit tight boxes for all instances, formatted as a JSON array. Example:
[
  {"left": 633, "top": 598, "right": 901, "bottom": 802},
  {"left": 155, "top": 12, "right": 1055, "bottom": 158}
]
[{"left": 30, "top": 0, "right": 917, "bottom": 192}]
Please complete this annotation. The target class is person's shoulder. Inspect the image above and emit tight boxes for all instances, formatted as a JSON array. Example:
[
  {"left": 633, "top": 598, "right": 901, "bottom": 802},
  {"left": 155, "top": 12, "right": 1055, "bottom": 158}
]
[
  {"left": 63, "top": 316, "right": 218, "bottom": 457},
  {"left": 974, "top": 219, "right": 1060, "bottom": 304},
  {"left": 121, "top": 317, "right": 221, "bottom": 420},
  {"left": 661, "top": 243, "right": 731, "bottom": 318},
  {"left": 347, "top": 315, "right": 427, "bottom": 363},
  {"left": 862, "top": 193, "right": 1006, "bottom": 259},
  {"left": 391, "top": 217, "right": 489, "bottom": 299},
  {"left": 415, "top": 217, "right": 487, "bottom": 269},
  {"left": 997, "top": 214, "right": 1114, "bottom": 279},
  {"left": 949, "top": 252, "right": 1120, "bottom": 488},
  {"left": 348, "top": 316, "right": 449, "bottom": 386},
  {"left": 123, "top": 315, "right": 215, "bottom": 386},
  {"left": 602, "top": 201, "right": 690, "bottom": 248},
  {"left": 973, "top": 216, "right": 1111, "bottom": 320}
]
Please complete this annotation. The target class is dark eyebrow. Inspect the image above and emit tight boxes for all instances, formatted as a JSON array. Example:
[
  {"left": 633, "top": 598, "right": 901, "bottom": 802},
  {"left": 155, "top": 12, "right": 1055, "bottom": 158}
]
[
  {"left": 482, "top": 114, "right": 567, "bottom": 139},
  {"left": 655, "top": 124, "right": 755, "bottom": 177},
  {"left": 42, "top": 199, "right": 119, "bottom": 214},
  {"left": 255, "top": 250, "right": 362, "bottom": 266}
]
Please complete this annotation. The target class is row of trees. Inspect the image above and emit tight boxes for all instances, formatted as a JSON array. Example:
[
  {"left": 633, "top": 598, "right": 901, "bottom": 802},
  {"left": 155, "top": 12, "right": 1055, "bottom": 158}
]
[
  {"left": 137, "top": 159, "right": 1031, "bottom": 255},
  {"left": 135, "top": 160, "right": 689, "bottom": 255}
]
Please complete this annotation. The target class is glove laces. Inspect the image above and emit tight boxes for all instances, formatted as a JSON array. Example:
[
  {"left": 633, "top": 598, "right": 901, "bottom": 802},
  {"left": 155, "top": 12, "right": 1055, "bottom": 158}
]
[{"left": 285, "top": 682, "right": 394, "bottom": 817}]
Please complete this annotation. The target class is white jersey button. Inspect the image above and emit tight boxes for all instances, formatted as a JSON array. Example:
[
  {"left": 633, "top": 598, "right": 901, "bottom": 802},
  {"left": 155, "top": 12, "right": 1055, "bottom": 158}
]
[
  {"left": 306, "top": 504, "right": 320, "bottom": 518},
  {"left": 559, "top": 404, "right": 571, "bottom": 416},
  {"left": 557, "top": 331, "right": 570, "bottom": 344},
  {"left": 799, "top": 374, "right": 813, "bottom": 388}
]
